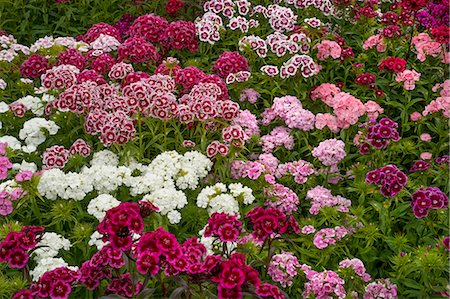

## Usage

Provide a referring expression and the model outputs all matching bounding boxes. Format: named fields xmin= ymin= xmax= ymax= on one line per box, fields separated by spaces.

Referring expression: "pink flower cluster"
xmin=339 ymin=258 xmax=372 ymax=282
xmin=268 ymin=251 xmax=301 ymax=287
xmin=275 ymin=160 xmax=316 ymax=184
xmin=246 ymin=206 xmax=300 ymax=242
xmin=57 ymin=48 xmax=85 ymax=69
xmin=204 ymin=212 xmax=243 ymax=242
xmin=264 ymin=183 xmax=300 ymax=214
xmin=162 ymin=20 xmax=198 ymax=52
xmin=395 ymin=70 xmax=421 ymax=90
xmin=302 ymin=268 xmax=346 ymax=298
xmin=312 ymin=138 xmax=346 ymax=166
xmin=412 ymin=33 xmax=445 ymax=62
xmin=128 ymin=14 xmax=168 ymax=43
xmin=366 ymin=165 xmax=408 ymax=198
xmin=279 ymin=54 xmax=319 ymax=78
xmin=364 ymin=279 xmax=398 ymax=299
xmin=410 ymin=186 xmax=448 ymax=218
xmin=314 ymin=40 xmax=342 ymax=60
xmin=260 ymin=126 xmax=294 ymax=153
xmin=117 ymin=37 xmax=158 ymax=63
xmin=306 ymin=186 xmax=352 ymax=215
xmin=312 ymin=84 xmax=369 ymax=132
xmin=0 ymin=143 xmax=12 ymax=179
xmin=231 ymin=110 xmax=260 ymax=140
xmin=313 ymin=226 xmax=349 ymax=249
xmin=261 ymin=95 xmax=315 ymax=131
xmin=362 ymin=35 xmax=387 ymax=52
xmin=239 ymin=88 xmax=260 ymax=104
xmin=422 ymin=79 xmax=450 ymax=118
xmin=0 ymin=226 xmax=43 ymax=269
xmin=83 ymin=22 xmax=122 ymax=43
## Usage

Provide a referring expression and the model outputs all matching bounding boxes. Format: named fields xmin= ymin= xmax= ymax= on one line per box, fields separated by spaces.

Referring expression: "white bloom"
xmin=87 ymin=194 xmax=121 ymax=221
xmin=33 ymin=232 xmax=71 ymax=260
xmin=0 ymin=136 xmax=21 ymax=150
xmin=19 ymin=118 xmax=59 ymax=153
xmin=30 ymin=257 xmax=78 ymax=281
xmin=167 ymin=210 xmax=181 ymax=224
xmin=0 ymin=101 xmax=9 ymax=113
xmin=0 ymin=79 xmax=6 ymax=90
xmin=13 ymin=160 xmax=37 ymax=172
xmin=89 ymin=231 xmax=107 ymax=250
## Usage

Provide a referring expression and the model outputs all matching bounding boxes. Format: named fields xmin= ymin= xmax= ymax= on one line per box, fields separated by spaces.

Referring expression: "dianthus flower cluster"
xmin=20 ymin=54 xmax=50 ymax=78
xmin=212 ymin=51 xmax=249 ymax=79
xmin=306 ymin=186 xmax=351 ymax=215
xmin=285 ymin=0 xmax=337 ymax=16
xmin=212 ymin=253 xmax=261 ymax=299
xmin=416 ymin=1 xmax=449 ymax=30
xmin=362 ymin=35 xmax=387 ymax=52
xmin=311 ymin=85 xmax=368 ymax=131
xmin=314 ymin=40 xmax=342 ymax=60
xmin=356 ymin=118 xmax=400 ymax=154
xmin=312 ymin=138 xmax=346 ymax=166
xmin=260 ymin=126 xmax=294 ymax=153
xmin=41 ymin=64 xmax=79 ymax=90
xmin=264 ymin=5 xmax=297 ymax=32
xmin=266 ymin=32 xmax=310 ymax=57
xmin=313 ymin=226 xmax=349 ymax=249
xmin=275 ymin=160 xmax=316 ymax=184
xmin=195 ymin=12 xmax=223 ymax=45
xmin=245 ymin=206 xmax=300 ymax=242
xmin=422 ymin=79 xmax=450 ymax=118
xmin=0 ymin=226 xmax=43 ymax=269
xmin=239 ymin=35 xmax=268 ymax=58
xmin=410 ymin=186 xmax=448 ymax=218
xmin=117 ymin=37 xmax=158 ymax=63
xmin=97 ymin=202 xmax=147 ymax=251
xmin=364 ymin=279 xmax=398 ymax=299
xmin=366 ymin=165 xmax=408 ymax=198
xmin=42 ymin=145 xmax=70 ymax=169
xmin=69 ymin=138 xmax=91 ymax=157
xmin=395 ymin=70 xmax=421 ymax=90
xmin=268 ymin=251 xmax=301 ymax=287
xmin=355 ymin=72 xmax=376 ymax=86
xmin=261 ymin=95 xmax=315 ymax=131
xmin=378 ymin=57 xmax=407 ymax=73
xmin=197 ymin=183 xmax=255 ymax=216
xmin=339 ymin=258 xmax=371 ymax=282
xmin=83 ymin=22 xmax=121 ymax=43
xmin=302 ymin=268 xmax=346 ymax=298
xmin=163 ymin=20 xmax=198 ymax=52
xmin=409 ymin=160 xmax=432 ymax=173
xmin=411 ymin=33 xmax=445 ymax=62
xmin=204 ymin=212 xmax=243 ymax=242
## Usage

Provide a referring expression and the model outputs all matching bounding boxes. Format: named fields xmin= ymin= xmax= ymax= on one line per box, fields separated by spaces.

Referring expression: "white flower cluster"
xmin=0 ymin=136 xmax=21 ymax=150
xmin=33 ymin=232 xmax=71 ymax=260
xmin=19 ymin=118 xmax=60 ymax=153
xmin=15 ymin=95 xmax=46 ymax=116
xmin=87 ymin=194 xmax=121 ymax=221
xmin=29 ymin=36 xmax=79 ymax=52
xmin=0 ymin=101 xmax=8 ymax=130
xmin=30 ymin=232 xmax=75 ymax=281
xmin=90 ymin=34 xmax=120 ymax=52
xmin=38 ymin=150 xmax=212 ymax=223
xmin=0 ymin=34 xmax=29 ymax=62
xmin=30 ymin=258 xmax=78 ymax=281
xmin=196 ymin=183 xmax=255 ymax=216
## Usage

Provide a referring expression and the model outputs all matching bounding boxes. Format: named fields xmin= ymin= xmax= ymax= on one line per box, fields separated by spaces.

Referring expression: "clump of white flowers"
xmin=19 ymin=118 xmax=60 ymax=153
xmin=30 ymin=232 xmax=76 ymax=281
xmin=87 ymin=194 xmax=121 ymax=221
xmin=38 ymin=150 xmax=213 ymax=224
xmin=197 ymin=183 xmax=255 ymax=216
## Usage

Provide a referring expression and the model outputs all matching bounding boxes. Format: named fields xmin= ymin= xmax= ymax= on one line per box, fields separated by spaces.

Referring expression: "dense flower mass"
xmin=0 ymin=1 xmax=448 ymax=298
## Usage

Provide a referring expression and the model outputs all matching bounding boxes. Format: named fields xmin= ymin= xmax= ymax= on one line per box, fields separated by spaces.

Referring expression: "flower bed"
xmin=0 ymin=0 xmax=448 ymax=298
